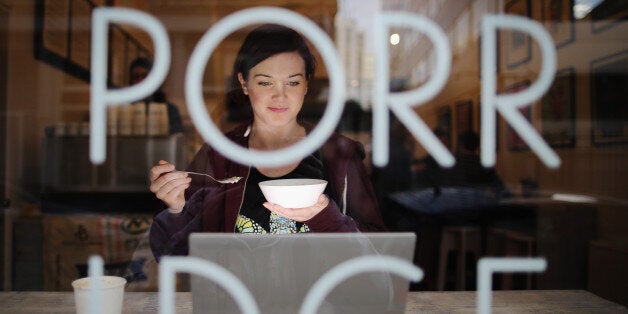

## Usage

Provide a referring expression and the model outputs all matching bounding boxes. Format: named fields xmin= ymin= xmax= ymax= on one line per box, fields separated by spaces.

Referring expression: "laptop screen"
xmin=188 ymin=232 xmax=416 ymax=314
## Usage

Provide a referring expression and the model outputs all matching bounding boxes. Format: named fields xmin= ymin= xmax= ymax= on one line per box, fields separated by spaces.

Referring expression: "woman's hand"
xmin=149 ymin=160 xmax=191 ymax=213
xmin=263 ymin=194 xmax=330 ymax=222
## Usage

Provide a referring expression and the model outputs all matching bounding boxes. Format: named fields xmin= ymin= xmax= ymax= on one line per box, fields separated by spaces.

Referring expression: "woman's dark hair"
xmin=231 ymin=24 xmax=316 ymax=90
xmin=129 ymin=57 xmax=153 ymax=84
xmin=130 ymin=56 xmax=152 ymax=70
xmin=226 ymin=24 xmax=316 ymax=122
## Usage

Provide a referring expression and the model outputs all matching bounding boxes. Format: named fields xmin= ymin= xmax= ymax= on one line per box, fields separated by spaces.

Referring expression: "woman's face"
xmin=238 ymin=52 xmax=308 ymax=129
xmin=131 ymin=65 xmax=149 ymax=84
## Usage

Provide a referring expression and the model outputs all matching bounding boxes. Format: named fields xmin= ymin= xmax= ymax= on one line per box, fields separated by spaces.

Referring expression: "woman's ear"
xmin=237 ymin=73 xmax=248 ymax=95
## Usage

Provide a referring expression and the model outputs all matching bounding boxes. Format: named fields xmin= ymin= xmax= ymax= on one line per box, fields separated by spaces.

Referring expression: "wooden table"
xmin=388 ymin=191 xmax=600 ymax=291
xmin=0 ymin=290 xmax=625 ymax=313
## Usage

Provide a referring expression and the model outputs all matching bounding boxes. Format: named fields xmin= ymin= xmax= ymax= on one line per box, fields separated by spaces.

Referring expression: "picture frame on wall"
xmin=505 ymin=80 xmax=532 ymax=151
xmin=436 ymin=106 xmax=453 ymax=150
xmin=455 ymin=100 xmax=473 ymax=149
xmin=68 ymin=0 xmax=92 ymax=70
xmin=590 ymin=50 xmax=628 ymax=146
xmin=503 ymin=0 xmax=532 ymax=69
xmin=541 ymin=67 xmax=576 ymax=148
xmin=34 ymin=0 xmax=151 ymax=85
xmin=590 ymin=0 xmax=628 ymax=33
xmin=542 ymin=0 xmax=575 ymax=49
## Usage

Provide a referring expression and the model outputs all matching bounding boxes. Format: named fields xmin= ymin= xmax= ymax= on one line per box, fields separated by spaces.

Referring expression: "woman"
xmin=148 ymin=24 xmax=386 ymax=262
xmin=129 ymin=57 xmax=184 ymax=134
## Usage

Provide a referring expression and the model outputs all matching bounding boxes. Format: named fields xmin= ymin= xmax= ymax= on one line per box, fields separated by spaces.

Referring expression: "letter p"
xmin=90 ymin=8 xmax=170 ymax=164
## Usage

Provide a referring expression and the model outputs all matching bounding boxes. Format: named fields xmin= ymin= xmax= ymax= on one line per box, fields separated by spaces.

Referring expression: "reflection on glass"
xmin=1 ymin=0 xmax=627 ymax=311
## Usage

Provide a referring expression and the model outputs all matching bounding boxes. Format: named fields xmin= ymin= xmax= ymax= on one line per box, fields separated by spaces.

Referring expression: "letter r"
xmin=481 ymin=15 xmax=560 ymax=168
xmin=373 ymin=12 xmax=454 ymax=168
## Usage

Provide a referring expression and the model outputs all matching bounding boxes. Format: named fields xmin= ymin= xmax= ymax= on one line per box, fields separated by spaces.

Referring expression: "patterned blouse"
xmin=235 ymin=152 xmax=328 ymax=234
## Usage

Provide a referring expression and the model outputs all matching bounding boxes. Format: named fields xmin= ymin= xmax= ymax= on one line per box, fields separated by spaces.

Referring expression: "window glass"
xmin=1 ymin=0 xmax=626 ymax=308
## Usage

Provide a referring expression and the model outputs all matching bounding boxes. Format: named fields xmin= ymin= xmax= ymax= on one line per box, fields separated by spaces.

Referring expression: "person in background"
xmin=147 ymin=24 xmax=386 ymax=262
xmin=411 ymin=128 xmax=448 ymax=189
xmin=371 ymin=116 xmax=416 ymax=228
xmin=129 ymin=57 xmax=184 ymax=134
xmin=418 ymin=130 xmax=509 ymax=197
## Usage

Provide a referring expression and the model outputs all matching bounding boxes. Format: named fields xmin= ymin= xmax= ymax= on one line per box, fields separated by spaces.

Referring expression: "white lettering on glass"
xmin=159 ymin=256 xmax=260 ymax=314
xmin=477 ymin=257 xmax=547 ymax=314
xmin=300 ymin=255 xmax=423 ymax=314
xmin=481 ymin=15 xmax=559 ymax=168
xmin=88 ymin=254 xmax=546 ymax=313
xmin=373 ymin=12 xmax=454 ymax=168
xmin=87 ymin=255 xmax=104 ymax=314
xmin=90 ymin=8 xmax=171 ymax=164
xmin=90 ymin=9 xmax=561 ymax=168
xmin=185 ymin=7 xmax=345 ymax=167
xmin=158 ymin=255 xmax=420 ymax=314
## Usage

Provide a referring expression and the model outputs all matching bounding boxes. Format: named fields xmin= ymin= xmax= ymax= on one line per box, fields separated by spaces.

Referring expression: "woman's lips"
xmin=268 ymin=107 xmax=288 ymax=113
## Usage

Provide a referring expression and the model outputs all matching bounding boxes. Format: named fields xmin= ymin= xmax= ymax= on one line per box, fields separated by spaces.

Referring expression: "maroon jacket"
xmin=149 ymin=123 xmax=386 ymax=261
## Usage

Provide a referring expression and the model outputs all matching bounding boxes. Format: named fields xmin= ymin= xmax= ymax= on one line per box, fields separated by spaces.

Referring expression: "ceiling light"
xmin=390 ymin=33 xmax=400 ymax=45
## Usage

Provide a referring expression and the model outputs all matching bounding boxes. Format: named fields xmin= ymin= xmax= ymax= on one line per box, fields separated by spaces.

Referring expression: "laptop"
xmin=189 ymin=232 xmax=417 ymax=314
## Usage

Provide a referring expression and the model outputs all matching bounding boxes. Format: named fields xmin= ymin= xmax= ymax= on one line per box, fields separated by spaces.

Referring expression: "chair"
xmin=487 ymin=227 xmax=536 ymax=289
xmin=437 ymin=225 xmax=482 ymax=291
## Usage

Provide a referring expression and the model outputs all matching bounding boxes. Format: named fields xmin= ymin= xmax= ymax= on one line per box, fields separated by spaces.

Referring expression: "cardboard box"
xmin=42 ymin=213 xmax=157 ymax=291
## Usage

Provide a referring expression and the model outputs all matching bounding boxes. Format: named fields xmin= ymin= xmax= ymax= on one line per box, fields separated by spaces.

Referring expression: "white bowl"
xmin=259 ymin=178 xmax=327 ymax=208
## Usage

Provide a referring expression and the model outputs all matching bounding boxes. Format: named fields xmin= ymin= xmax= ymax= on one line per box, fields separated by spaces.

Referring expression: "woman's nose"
xmin=273 ymin=84 xmax=286 ymax=97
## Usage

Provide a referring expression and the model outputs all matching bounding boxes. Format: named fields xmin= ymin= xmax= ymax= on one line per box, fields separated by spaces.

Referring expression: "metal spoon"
xmin=185 ymin=171 xmax=242 ymax=184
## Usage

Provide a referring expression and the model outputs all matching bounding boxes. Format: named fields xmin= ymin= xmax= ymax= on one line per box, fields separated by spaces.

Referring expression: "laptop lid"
xmin=189 ymin=232 xmax=416 ymax=314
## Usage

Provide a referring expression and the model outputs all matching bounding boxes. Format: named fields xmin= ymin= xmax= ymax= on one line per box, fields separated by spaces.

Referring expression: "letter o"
xmin=185 ymin=7 xmax=346 ymax=167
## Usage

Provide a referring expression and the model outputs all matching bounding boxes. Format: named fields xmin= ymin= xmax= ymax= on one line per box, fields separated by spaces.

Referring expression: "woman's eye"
xmin=257 ymin=81 xmax=271 ymax=87
xmin=287 ymin=81 xmax=301 ymax=87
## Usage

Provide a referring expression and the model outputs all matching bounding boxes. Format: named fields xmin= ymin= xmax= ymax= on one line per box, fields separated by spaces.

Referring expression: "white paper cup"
xmin=72 ymin=276 xmax=126 ymax=314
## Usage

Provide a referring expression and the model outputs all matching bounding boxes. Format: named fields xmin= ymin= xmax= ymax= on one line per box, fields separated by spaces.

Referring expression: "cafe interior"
xmin=0 ymin=0 xmax=627 ymax=312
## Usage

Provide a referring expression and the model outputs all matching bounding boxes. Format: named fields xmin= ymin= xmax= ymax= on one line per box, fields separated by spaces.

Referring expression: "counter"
xmin=0 ymin=290 xmax=625 ymax=313
xmin=42 ymin=135 xmax=188 ymax=193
